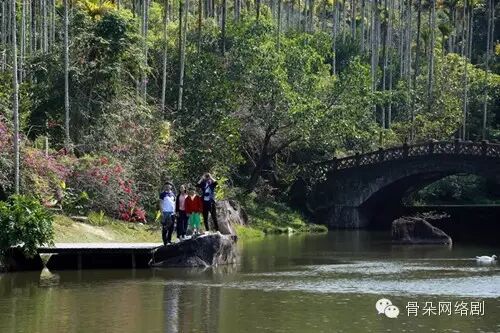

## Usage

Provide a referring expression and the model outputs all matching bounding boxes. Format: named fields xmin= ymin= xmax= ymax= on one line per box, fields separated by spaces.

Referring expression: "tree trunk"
xmin=234 ymin=0 xmax=240 ymax=21
xmin=198 ymin=0 xmax=202 ymax=52
xmin=177 ymin=0 xmax=188 ymax=111
xmin=142 ymin=0 xmax=149 ymax=99
xmin=42 ymin=0 xmax=47 ymax=52
xmin=381 ymin=0 xmax=388 ymax=129
xmin=332 ymin=0 xmax=338 ymax=75
xmin=461 ymin=0 xmax=468 ymax=140
xmin=360 ymin=0 xmax=365 ymax=52
xmin=370 ymin=0 xmax=378 ymax=115
xmin=64 ymin=0 xmax=71 ymax=152
xmin=414 ymin=0 xmax=421 ymax=80
xmin=399 ymin=0 xmax=404 ymax=79
xmin=351 ymin=0 xmax=355 ymax=39
xmin=20 ymin=0 xmax=26 ymax=82
xmin=277 ymin=0 xmax=281 ymax=50
xmin=247 ymin=129 xmax=272 ymax=190
xmin=309 ymin=0 xmax=314 ymax=32
xmin=221 ymin=0 xmax=227 ymax=54
xmin=161 ymin=0 xmax=169 ymax=118
xmin=427 ymin=0 xmax=435 ymax=112
xmin=387 ymin=0 xmax=393 ymax=128
xmin=51 ymin=0 xmax=55 ymax=49
xmin=1 ymin=0 xmax=6 ymax=72
xmin=482 ymin=0 xmax=494 ymax=139
xmin=406 ymin=0 xmax=413 ymax=141
xmin=12 ymin=0 xmax=20 ymax=193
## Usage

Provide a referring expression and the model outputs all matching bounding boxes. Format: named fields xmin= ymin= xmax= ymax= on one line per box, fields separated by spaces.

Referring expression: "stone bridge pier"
xmin=306 ymin=141 xmax=500 ymax=229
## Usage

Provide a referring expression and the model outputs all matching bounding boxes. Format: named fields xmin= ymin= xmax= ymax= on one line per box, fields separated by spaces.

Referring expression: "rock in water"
xmin=215 ymin=200 xmax=249 ymax=235
xmin=150 ymin=233 xmax=238 ymax=268
xmin=392 ymin=216 xmax=452 ymax=245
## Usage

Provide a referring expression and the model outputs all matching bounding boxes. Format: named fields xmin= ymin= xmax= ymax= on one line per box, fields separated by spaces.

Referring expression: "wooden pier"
xmin=39 ymin=243 xmax=163 ymax=270
xmin=5 ymin=243 xmax=163 ymax=271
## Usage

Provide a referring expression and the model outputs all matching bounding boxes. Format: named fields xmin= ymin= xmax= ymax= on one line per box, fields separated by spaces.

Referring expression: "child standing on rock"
xmin=185 ymin=187 xmax=203 ymax=236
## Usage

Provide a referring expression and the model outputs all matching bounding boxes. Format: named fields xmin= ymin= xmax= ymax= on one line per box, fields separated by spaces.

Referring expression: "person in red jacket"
xmin=184 ymin=187 xmax=203 ymax=236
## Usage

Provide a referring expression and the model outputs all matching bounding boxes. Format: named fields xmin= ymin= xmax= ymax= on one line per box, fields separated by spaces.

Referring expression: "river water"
xmin=1 ymin=231 xmax=499 ymax=333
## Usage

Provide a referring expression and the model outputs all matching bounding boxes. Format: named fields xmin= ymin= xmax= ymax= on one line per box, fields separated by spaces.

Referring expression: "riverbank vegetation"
xmin=0 ymin=0 xmax=499 ymax=237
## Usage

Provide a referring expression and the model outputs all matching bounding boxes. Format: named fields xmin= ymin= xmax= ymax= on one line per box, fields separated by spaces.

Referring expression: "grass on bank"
xmin=53 ymin=214 xmax=160 ymax=243
xmin=237 ymin=194 xmax=328 ymax=236
xmin=52 ymin=194 xmax=327 ymax=243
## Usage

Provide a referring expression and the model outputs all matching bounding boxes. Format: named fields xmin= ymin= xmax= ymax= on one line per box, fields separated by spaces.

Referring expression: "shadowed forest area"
xmin=0 ymin=0 xmax=499 ymax=229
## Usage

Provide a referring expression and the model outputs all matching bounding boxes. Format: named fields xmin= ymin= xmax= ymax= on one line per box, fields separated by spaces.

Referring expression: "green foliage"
xmin=233 ymin=224 xmax=265 ymax=241
xmin=61 ymin=184 xmax=90 ymax=216
xmin=238 ymin=192 xmax=327 ymax=234
xmin=88 ymin=211 xmax=110 ymax=226
xmin=0 ymin=195 xmax=54 ymax=258
xmin=408 ymin=175 xmax=500 ymax=205
xmin=3 ymin=0 xmax=499 ymax=231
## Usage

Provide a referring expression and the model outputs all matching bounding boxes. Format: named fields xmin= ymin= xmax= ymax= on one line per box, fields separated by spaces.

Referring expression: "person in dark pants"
xmin=196 ymin=173 xmax=219 ymax=232
xmin=175 ymin=184 xmax=188 ymax=240
xmin=159 ymin=183 xmax=176 ymax=245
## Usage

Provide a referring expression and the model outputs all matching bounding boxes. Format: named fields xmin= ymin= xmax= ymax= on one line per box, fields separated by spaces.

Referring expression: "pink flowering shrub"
xmin=69 ymin=155 xmax=146 ymax=222
xmin=0 ymin=116 xmax=13 ymax=196
xmin=22 ymin=148 xmax=74 ymax=206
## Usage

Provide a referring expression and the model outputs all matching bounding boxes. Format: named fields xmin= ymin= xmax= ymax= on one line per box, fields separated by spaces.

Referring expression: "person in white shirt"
xmin=159 ymin=183 xmax=176 ymax=245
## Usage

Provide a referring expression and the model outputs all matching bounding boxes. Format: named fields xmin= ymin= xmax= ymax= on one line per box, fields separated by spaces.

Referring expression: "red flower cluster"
xmin=119 ymin=200 xmax=146 ymax=223
xmin=74 ymin=156 xmax=146 ymax=223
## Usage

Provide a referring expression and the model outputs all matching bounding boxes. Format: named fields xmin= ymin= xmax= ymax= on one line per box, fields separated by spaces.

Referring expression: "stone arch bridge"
xmin=306 ymin=140 xmax=500 ymax=229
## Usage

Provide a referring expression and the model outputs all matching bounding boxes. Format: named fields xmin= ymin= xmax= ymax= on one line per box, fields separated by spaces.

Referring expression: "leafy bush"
xmin=0 ymin=195 xmax=54 ymax=258
xmin=237 ymin=191 xmax=327 ymax=234
xmin=22 ymin=147 xmax=73 ymax=206
xmin=68 ymin=155 xmax=146 ymax=222
xmin=0 ymin=116 xmax=13 ymax=196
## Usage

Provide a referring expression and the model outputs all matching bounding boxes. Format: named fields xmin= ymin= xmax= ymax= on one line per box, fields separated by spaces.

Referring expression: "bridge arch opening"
xmin=360 ymin=172 xmax=500 ymax=244
xmin=403 ymin=174 xmax=500 ymax=206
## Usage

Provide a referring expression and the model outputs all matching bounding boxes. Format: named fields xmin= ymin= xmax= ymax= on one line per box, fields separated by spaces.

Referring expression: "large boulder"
xmin=150 ymin=233 xmax=238 ymax=268
xmin=392 ymin=214 xmax=452 ymax=245
xmin=215 ymin=200 xmax=248 ymax=235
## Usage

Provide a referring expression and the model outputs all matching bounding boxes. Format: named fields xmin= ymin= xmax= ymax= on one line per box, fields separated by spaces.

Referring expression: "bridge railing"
xmin=312 ymin=140 xmax=500 ymax=178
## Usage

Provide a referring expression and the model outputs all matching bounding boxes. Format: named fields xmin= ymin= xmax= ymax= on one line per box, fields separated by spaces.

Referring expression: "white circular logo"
xmin=376 ymin=298 xmax=392 ymax=314
xmin=384 ymin=305 xmax=400 ymax=318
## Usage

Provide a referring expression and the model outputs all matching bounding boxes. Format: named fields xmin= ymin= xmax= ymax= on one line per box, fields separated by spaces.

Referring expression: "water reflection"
xmin=0 ymin=231 xmax=499 ymax=333
xmin=163 ymin=284 xmax=179 ymax=333
xmin=39 ymin=267 xmax=60 ymax=287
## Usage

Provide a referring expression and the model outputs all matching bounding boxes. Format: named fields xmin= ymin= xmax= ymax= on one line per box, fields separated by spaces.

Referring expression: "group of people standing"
xmin=159 ymin=173 xmax=219 ymax=245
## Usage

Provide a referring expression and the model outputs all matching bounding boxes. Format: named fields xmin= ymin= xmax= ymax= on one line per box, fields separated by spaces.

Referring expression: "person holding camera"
xmin=196 ymin=173 xmax=219 ymax=232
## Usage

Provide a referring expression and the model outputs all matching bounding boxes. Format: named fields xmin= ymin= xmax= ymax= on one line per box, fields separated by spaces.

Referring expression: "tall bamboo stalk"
xmin=12 ymin=0 xmax=20 ymax=193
